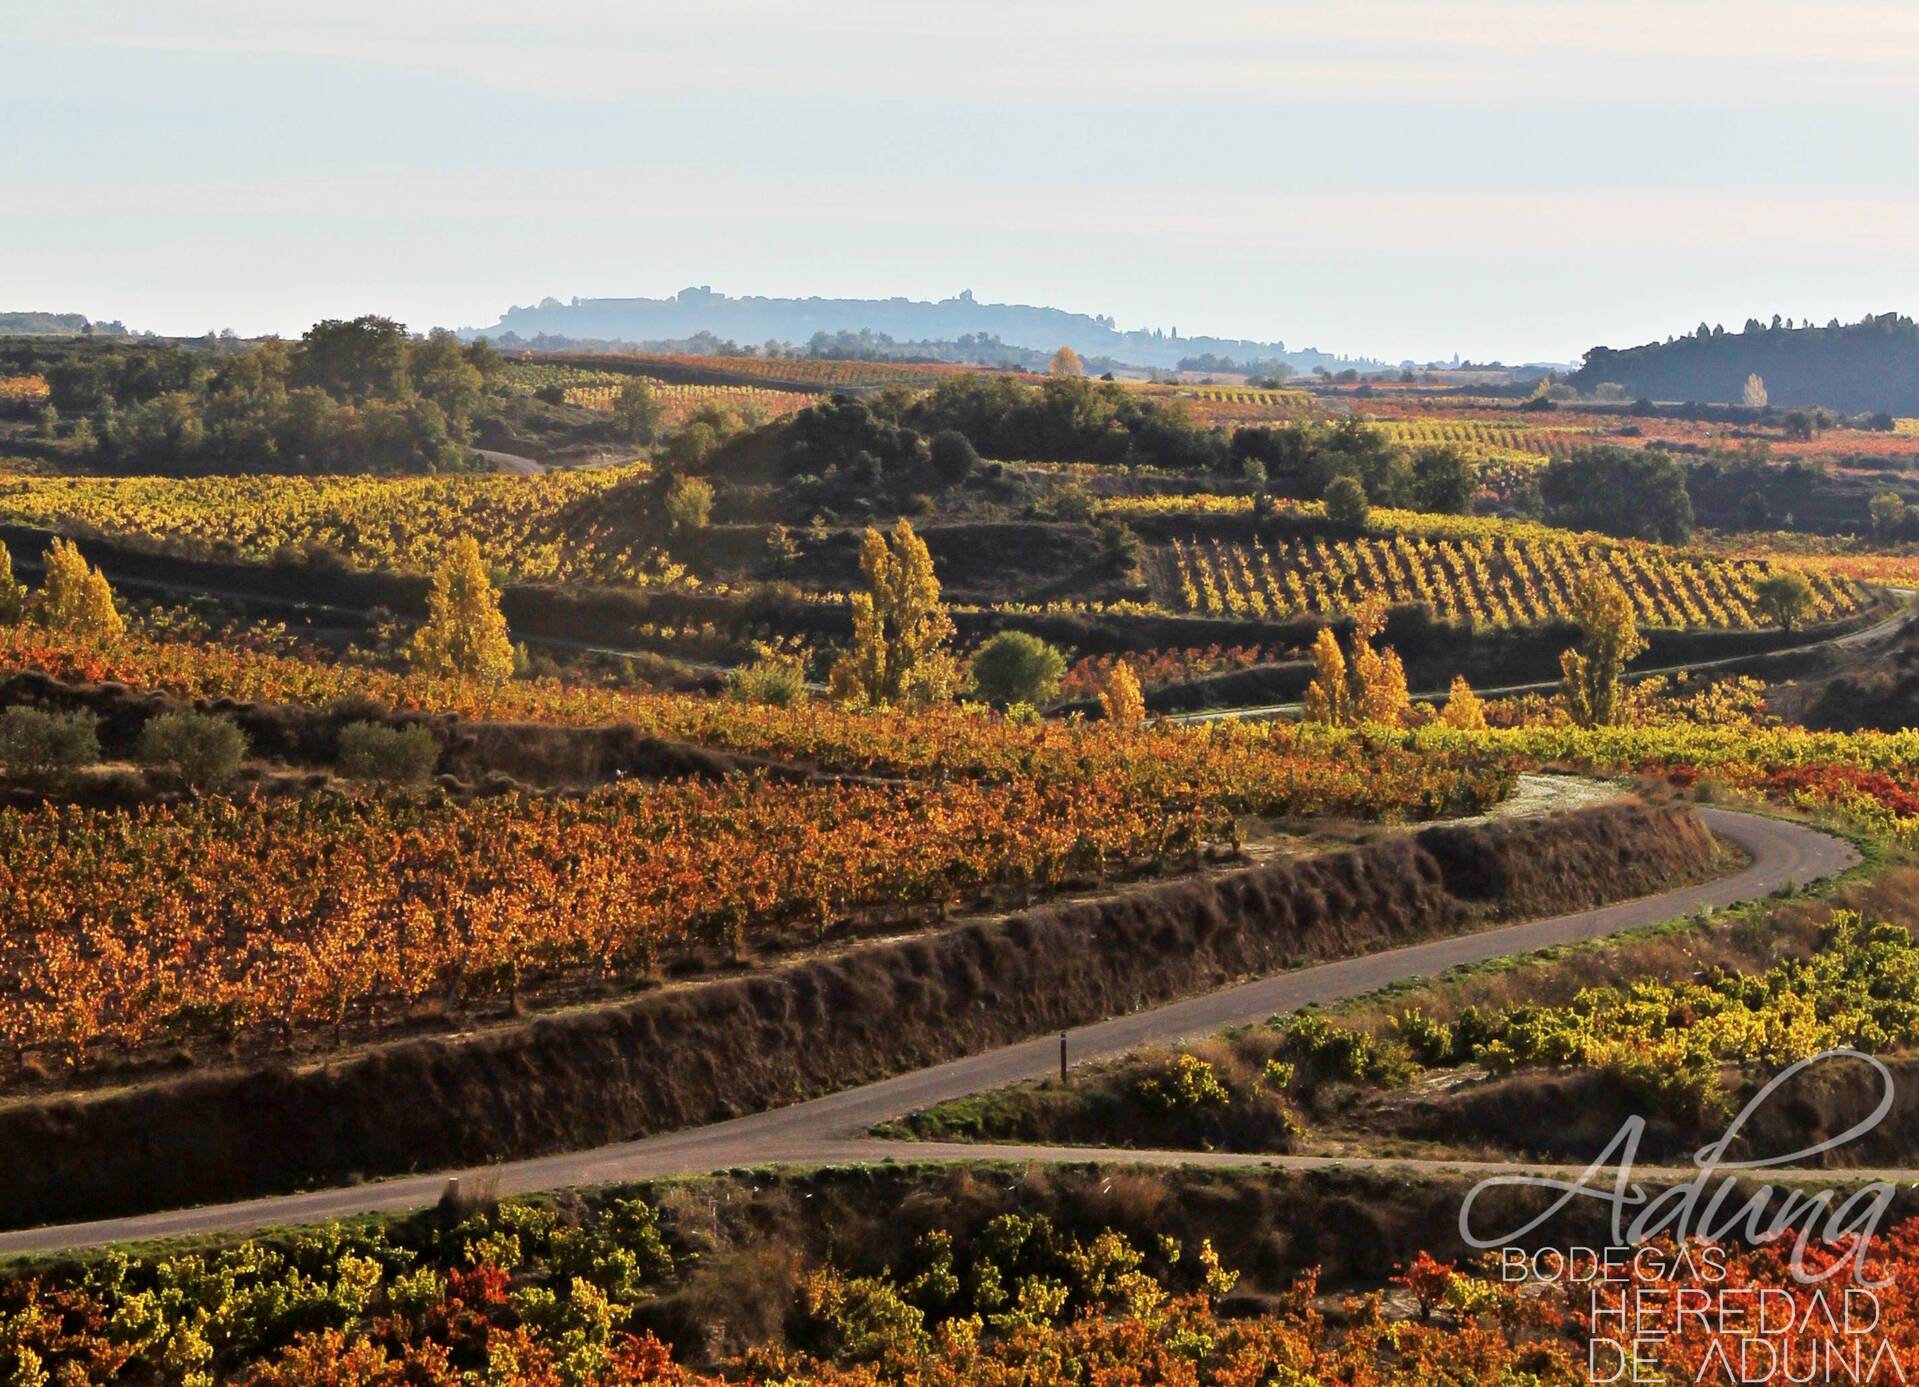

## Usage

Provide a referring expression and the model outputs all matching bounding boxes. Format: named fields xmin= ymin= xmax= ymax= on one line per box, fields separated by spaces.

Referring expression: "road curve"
xmin=0 ymin=806 xmax=1858 ymax=1257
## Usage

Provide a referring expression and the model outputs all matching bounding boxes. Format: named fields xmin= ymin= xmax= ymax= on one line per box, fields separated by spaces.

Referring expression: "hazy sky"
xmin=9 ymin=1 xmax=1919 ymax=362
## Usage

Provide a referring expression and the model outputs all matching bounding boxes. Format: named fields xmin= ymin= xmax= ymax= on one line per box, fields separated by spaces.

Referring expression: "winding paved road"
xmin=0 ymin=805 xmax=1857 ymax=1256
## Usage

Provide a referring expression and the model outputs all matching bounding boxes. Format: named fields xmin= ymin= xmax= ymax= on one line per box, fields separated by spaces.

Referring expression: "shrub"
xmin=137 ymin=711 xmax=248 ymax=792
xmin=337 ymin=720 xmax=440 ymax=787
xmin=969 ymin=631 xmax=1067 ymax=708
xmin=726 ymin=648 xmax=810 ymax=706
xmin=663 ymin=474 xmax=714 ymax=531
xmin=1135 ymin=1053 xmax=1231 ymax=1111
xmin=929 ymin=429 xmax=978 ymax=485
xmin=1323 ymin=475 xmax=1369 ymax=528
xmin=0 ymin=707 xmax=100 ymax=782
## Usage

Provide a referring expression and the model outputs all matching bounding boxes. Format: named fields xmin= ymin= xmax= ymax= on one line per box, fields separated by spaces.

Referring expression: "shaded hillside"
xmin=1571 ymin=312 xmax=1919 ymax=413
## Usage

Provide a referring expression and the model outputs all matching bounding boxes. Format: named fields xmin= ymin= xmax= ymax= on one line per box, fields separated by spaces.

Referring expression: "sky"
xmin=8 ymin=0 xmax=1919 ymax=363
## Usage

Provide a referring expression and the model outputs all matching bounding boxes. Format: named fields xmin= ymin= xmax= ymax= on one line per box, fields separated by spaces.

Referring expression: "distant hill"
xmin=0 ymin=311 xmax=130 ymax=336
xmin=460 ymin=286 xmax=1380 ymax=374
xmin=1570 ymin=313 xmax=1919 ymax=414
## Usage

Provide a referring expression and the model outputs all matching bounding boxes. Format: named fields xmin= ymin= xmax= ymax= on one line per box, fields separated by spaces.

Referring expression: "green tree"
xmin=663 ymin=475 xmax=714 ymax=532
xmin=0 ymin=542 xmax=23 ymax=625
xmin=293 ymin=316 xmax=411 ymax=399
xmin=662 ymin=421 xmax=719 ymax=467
xmin=611 ymin=377 xmax=664 ymax=443
xmin=336 ymin=721 xmax=440 ymax=787
xmin=1559 ymin=571 xmax=1647 ymax=727
xmin=1753 ymin=570 xmax=1815 ymax=632
xmin=137 ymin=711 xmax=248 ymax=793
xmin=1870 ymin=490 xmax=1908 ymax=538
xmin=1410 ymin=445 xmax=1475 ymax=514
xmin=31 ymin=538 xmax=124 ymax=642
xmin=969 ymin=631 xmax=1067 ymax=708
xmin=828 ymin=519 xmax=958 ymax=707
xmin=1540 ymin=446 xmax=1694 ymax=543
xmin=1323 ymin=475 xmax=1369 ymax=529
xmin=409 ymin=536 xmax=516 ymax=684
xmin=929 ymin=429 xmax=978 ymax=485
xmin=0 ymin=707 xmax=100 ymax=783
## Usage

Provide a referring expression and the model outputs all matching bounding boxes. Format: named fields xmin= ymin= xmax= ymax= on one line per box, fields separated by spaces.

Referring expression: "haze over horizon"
xmin=12 ymin=1 xmax=1919 ymax=362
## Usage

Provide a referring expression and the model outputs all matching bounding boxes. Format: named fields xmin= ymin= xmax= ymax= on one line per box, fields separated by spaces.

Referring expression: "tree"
xmin=1301 ymin=626 xmax=1351 ymax=726
xmin=1323 ymin=475 xmax=1369 ymax=529
xmin=1742 ymin=373 xmax=1769 ymax=408
xmin=663 ymin=475 xmax=714 ymax=532
xmin=1438 ymin=675 xmax=1486 ymax=729
xmin=828 ymin=519 xmax=959 ymax=707
xmin=1098 ymin=662 xmax=1146 ymax=726
xmin=611 ymin=377 xmax=664 ymax=443
xmin=1352 ymin=641 xmax=1412 ymax=725
xmin=929 ymin=429 xmax=978 ymax=485
xmin=293 ymin=316 xmax=411 ymax=399
xmin=1871 ymin=491 xmax=1908 ymax=538
xmin=1540 ymin=447 xmax=1694 ymax=543
xmin=137 ymin=711 xmax=247 ymax=793
xmin=409 ymin=536 xmax=516 ymax=684
xmin=1049 ymin=346 xmax=1084 ymax=379
xmin=969 ymin=631 xmax=1066 ymax=708
xmin=0 ymin=542 xmax=22 ymax=625
xmin=0 ymin=707 xmax=99 ymax=783
xmin=1410 ymin=445 xmax=1476 ymax=514
xmin=1753 ymin=570 xmax=1815 ymax=632
xmin=336 ymin=721 xmax=440 ymax=788
xmin=1559 ymin=571 xmax=1647 ymax=727
xmin=31 ymin=539 xmax=123 ymax=642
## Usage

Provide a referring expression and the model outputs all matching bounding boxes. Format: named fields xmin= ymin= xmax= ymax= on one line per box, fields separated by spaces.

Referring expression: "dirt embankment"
xmin=0 ymin=800 xmax=1719 ymax=1229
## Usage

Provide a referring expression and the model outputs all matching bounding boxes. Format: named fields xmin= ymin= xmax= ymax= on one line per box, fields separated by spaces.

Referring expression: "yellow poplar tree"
xmin=1098 ymin=662 xmax=1146 ymax=727
xmin=1301 ymin=626 xmax=1350 ymax=726
xmin=31 ymin=538 xmax=123 ymax=643
xmin=1355 ymin=644 xmax=1412 ymax=726
xmin=1560 ymin=570 xmax=1647 ymax=727
xmin=828 ymin=518 xmax=958 ymax=707
xmin=0 ymin=541 xmax=22 ymax=625
xmin=1049 ymin=346 xmax=1085 ymax=378
xmin=1439 ymin=675 xmax=1486 ymax=729
xmin=409 ymin=536 xmax=516 ymax=684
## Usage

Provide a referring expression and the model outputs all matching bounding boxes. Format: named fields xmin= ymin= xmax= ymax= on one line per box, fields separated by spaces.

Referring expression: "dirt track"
xmin=0 ymin=805 xmax=1857 ymax=1256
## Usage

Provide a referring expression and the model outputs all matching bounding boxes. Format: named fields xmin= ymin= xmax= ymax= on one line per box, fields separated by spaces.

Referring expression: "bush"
xmin=137 ymin=711 xmax=248 ymax=792
xmin=1323 ymin=475 xmax=1369 ymax=528
xmin=969 ymin=631 xmax=1067 ymax=708
xmin=0 ymin=707 xmax=100 ymax=782
xmin=929 ymin=429 xmax=978 ymax=485
xmin=726 ymin=645 xmax=810 ymax=706
xmin=336 ymin=720 xmax=440 ymax=787
xmin=663 ymin=474 xmax=714 ymax=531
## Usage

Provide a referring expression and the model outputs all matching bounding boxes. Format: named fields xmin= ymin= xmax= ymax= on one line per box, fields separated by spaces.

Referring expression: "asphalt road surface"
xmin=0 ymin=805 xmax=1859 ymax=1256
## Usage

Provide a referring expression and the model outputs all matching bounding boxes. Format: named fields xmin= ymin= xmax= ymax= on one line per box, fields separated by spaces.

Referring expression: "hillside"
xmin=1571 ymin=311 xmax=1919 ymax=413
xmin=462 ymin=285 xmax=1381 ymax=373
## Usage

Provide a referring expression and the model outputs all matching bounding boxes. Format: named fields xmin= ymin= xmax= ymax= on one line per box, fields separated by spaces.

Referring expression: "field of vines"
xmin=1374 ymin=417 xmax=1584 ymax=463
xmin=1157 ymin=531 xmax=1867 ymax=629
xmin=537 ymin=352 xmax=1037 ymax=391
xmin=1125 ymin=382 xmax=1316 ymax=424
xmin=501 ymin=363 xmax=821 ymax=424
xmin=3 ymin=1188 xmax=1918 ymax=1385
xmin=0 ymin=466 xmax=699 ymax=587
xmin=0 ymin=375 xmax=50 ymax=403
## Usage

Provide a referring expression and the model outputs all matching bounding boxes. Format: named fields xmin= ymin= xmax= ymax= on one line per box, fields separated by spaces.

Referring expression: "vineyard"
xmin=1124 ymin=382 xmax=1316 ymax=424
xmin=1157 ymin=530 xmax=1866 ymax=629
xmin=0 ymin=375 xmax=50 ymax=403
xmin=522 ymin=351 xmax=1038 ymax=391
xmin=501 ymin=363 xmax=821 ymax=425
xmin=0 ymin=466 xmax=698 ymax=587
xmin=2 ymin=1184 xmax=1917 ymax=1385
xmin=1374 ymin=417 xmax=1584 ymax=463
